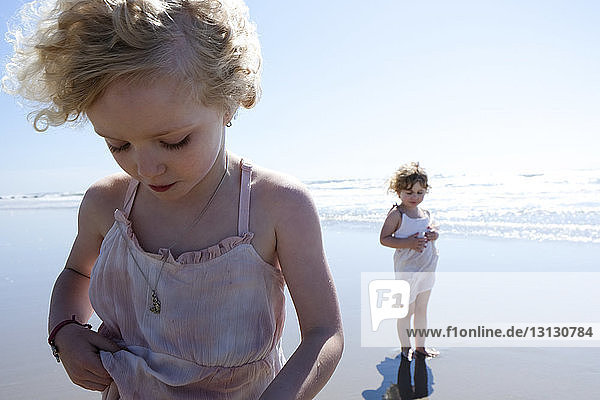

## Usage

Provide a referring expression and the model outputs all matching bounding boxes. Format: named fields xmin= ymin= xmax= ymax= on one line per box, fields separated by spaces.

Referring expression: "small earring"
xmin=226 ymin=121 xmax=232 ymax=128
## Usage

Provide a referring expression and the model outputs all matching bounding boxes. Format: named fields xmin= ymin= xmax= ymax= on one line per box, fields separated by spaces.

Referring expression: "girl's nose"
xmin=136 ymin=151 xmax=166 ymax=179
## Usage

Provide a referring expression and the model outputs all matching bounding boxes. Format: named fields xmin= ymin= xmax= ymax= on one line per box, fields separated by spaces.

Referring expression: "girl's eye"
xmin=162 ymin=135 xmax=190 ymax=150
xmin=107 ymin=142 xmax=130 ymax=153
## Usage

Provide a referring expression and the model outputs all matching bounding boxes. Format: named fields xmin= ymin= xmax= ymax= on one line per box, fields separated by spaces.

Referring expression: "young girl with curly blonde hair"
xmin=380 ymin=162 xmax=439 ymax=360
xmin=3 ymin=1 xmax=343 ymax=398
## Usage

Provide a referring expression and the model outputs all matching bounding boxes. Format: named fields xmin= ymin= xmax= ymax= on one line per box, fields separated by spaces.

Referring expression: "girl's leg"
xmin=413 ymin=290 xmax=439 ymax=357
xmin=397 ymin=301 xmax=415 ymax=358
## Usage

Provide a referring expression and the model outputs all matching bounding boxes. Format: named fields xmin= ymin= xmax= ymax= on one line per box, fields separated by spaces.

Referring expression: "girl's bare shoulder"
xmin=250 ymin=164 xmax=316 ymax=221
xmin=389 ymin=204 xmax=402 ymax=214
xmin=379 ymin=205 xmax=402 ymax=240
xmin=386 ymin=205 xmax=402 ymax=220
xmin=80 ymin=172 xmax=132 ymax=236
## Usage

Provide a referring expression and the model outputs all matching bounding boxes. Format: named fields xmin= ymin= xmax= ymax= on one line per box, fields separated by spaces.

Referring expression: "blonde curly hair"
xmin=388 ymin=162 xmax=429 ymax=196
xmin=2 ymin=0 xmax=262 ymax=131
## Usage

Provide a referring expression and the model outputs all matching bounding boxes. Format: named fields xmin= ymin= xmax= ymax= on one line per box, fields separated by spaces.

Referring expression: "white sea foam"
xmin=0 ymin=192 xmax=82 ymax=210
xmin=307 ymin=169 xmax=600 ymax=244
xmin=1 ymin=169 xmax=599 ymax=243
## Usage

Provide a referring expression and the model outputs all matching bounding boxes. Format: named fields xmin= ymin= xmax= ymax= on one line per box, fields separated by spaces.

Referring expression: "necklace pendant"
xmin=150 ymin=290 xmax=161 ymax=314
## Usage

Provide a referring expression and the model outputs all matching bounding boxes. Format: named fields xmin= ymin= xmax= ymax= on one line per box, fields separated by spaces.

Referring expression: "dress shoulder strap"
xmin=390 ymin=203 xmax=402 ymax=215
xmin=238 ymin=159 xmax=252 ymax=235
xmin=122 ymin=179 xmax=140 ymax=217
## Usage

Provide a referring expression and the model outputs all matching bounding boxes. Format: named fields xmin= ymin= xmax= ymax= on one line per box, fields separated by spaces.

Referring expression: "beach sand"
xmin=317 ymin=225 xmax=600 ymax=399
xmin=1 ymin=208 xmax=599 ymax=399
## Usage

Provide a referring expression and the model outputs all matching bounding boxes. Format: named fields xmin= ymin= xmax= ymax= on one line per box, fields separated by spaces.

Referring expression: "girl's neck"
xmin=184 ymin=146 xmax=229 ymax=205
xmin=398 ymin=203 xmax=421 ymax=217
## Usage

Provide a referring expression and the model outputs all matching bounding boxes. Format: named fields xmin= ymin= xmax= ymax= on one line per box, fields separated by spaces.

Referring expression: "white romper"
xmin=392 ymin=208 xmax=439 ymax=304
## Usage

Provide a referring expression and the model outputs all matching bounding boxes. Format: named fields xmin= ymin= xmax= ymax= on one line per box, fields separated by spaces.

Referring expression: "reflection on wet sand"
xmin=362 ymin=353 xmax=434 ymax=399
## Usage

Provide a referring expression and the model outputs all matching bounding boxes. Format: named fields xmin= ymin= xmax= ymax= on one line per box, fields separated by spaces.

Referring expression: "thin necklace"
xmin=125 ymin=153 xmax=229 ymax=314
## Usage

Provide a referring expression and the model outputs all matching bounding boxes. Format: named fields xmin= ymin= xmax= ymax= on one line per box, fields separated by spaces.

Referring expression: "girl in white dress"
xmin=380 ymin=162 xmax=439 ymax=360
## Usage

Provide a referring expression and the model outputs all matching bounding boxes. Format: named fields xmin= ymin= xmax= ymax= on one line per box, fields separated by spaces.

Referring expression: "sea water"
xmin=1 ymin=168 xmax=599 ymax=243
xmin=308 ymin=168 xmax=600 ymax=243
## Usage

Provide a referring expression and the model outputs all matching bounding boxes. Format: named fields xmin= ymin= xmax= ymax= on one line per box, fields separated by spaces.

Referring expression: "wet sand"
xmin=1 ymin=209 xmax=599 ymax=399
xmin=317 ymin=225 xmax=600 ymax=399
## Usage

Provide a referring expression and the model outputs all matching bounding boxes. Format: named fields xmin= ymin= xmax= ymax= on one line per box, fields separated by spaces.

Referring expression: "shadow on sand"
xmin=362 ymin=353 xmax=434 ymax=399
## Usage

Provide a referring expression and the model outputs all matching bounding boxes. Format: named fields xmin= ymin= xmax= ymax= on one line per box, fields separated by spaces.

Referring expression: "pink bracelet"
xmin=48 ymin=315 xmax=92 ymax=363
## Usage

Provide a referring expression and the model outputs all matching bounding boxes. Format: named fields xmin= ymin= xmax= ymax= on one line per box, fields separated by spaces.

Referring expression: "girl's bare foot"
xmin=414 ymin=347 xmax=439 ymax=359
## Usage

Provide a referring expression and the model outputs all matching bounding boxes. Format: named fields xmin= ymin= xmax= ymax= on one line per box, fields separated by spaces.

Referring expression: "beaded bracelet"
xmin=48 ymin=315 xmax=92 ymax=363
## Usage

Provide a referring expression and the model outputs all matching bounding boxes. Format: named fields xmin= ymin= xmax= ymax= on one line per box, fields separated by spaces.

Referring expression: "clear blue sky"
xmin=1 ymin=0 xmax=599 ymax=195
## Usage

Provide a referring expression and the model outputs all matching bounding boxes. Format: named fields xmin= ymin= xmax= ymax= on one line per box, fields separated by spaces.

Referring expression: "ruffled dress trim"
xmin=113 ymin=209 xmax=254 ymax=265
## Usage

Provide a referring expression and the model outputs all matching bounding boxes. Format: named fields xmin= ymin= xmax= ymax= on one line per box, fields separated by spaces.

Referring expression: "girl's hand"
xmin=53 ymin=323 xmax=123 ymax=392
xmin=425 ymin=228 xmax=439 ymax=241
xmin=407 ymin=233 xmax=428 ymax=252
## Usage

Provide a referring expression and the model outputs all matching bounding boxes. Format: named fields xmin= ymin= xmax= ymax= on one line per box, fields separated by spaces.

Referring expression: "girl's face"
xmin=399 ymin=181 xmax=427 ymax=209
xmin=86 ymin=77 xmax=227 ymax=202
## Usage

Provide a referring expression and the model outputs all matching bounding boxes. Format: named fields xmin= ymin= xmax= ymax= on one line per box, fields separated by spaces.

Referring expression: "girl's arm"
xmin=48 ymin=183 xmax=123 ymax=391
xmin=259 ymin=182 xmax=343 ymax=400
xmin=379 ymin=209 xmax=427 ymax=252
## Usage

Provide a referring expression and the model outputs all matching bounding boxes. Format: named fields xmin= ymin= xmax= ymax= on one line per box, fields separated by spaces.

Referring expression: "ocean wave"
xmin=2 ymin=169 xmax=599 ymax=243
xmin=0 ymin=192 xmax=84 ymax=200
xmin=0 ymin=192 xmax=82 ymax=210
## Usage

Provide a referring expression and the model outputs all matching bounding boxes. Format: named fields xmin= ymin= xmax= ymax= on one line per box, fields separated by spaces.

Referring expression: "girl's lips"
xmin=149 ymin=183 xmax=175 ymax=192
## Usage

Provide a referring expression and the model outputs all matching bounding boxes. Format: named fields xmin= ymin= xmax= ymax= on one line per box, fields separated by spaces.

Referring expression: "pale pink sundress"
xmin=89 ymin=161 xmax=286 ymax=400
